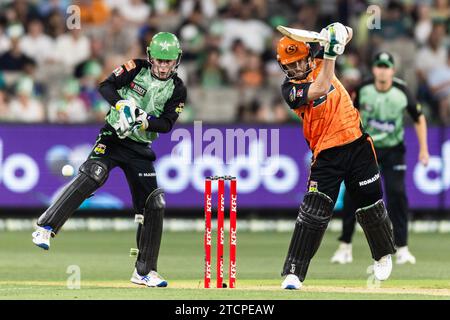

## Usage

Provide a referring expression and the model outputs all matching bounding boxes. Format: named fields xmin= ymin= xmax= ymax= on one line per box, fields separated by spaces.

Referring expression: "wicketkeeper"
xmin=32 ymin=32 xmax=187 ymax=288
xmin=277 ymin=23 xmax=396 ymax=290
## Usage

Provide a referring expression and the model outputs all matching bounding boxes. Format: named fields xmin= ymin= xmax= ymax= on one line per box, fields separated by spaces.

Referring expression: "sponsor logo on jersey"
xmin=367 ymin=118 xmax=395 ymax=133
xmin=94 ymin=144 xmax=106 ymax=155
xmin=138 ymin=172 xmax=156 ymax=177
xmin=130 ymin=82 xmax=147 ymax=96
xmin=359 ymin=173 xmax=380 ymax=186
xmin=113 ymin=66 xmax=124 ymax=77
xmin=124 ymin=59 xmax=136 ymax=71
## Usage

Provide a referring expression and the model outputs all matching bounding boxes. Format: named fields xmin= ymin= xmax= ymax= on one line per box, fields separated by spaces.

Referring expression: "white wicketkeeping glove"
xmin=115 ymin=99 xmax=137 ymax=139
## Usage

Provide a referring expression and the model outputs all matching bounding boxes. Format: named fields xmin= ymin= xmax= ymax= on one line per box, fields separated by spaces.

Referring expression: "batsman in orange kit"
xmin=277 ymin=23 xmax=396 ymax=290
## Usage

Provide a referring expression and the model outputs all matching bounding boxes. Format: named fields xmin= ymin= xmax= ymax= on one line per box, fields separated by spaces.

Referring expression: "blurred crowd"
xmin=0 ymin=0 xmax=449 ymax=125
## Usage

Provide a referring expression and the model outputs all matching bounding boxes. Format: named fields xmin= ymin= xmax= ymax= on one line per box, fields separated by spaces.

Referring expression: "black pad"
xmin=355 ymin=199 xmax=396 ymax=261
xmin=135 ymin=188 xmax=165 ymax=275
xmin=37 ymin=159 xmax=109 ymax=233
xmin=282 ymin=192 xmax=334 ymax=281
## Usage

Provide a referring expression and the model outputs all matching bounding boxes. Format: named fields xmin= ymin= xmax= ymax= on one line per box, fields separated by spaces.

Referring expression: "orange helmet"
xmin=277 ymin=36 xmax=315 ymax=79
xmin=277 ymin=36 xmax=310 ymax=65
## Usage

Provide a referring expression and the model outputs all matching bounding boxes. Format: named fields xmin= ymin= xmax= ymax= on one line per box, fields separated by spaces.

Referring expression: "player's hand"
xmin=115 ymin=99 xmax=137 ymax=139
xmin=419 ymin=149 xmax=429 ymax=166
xmin=131 ymin=108 xmax=150 ymax=132
xmin=320 ymin=23 xmax=348 ymax=60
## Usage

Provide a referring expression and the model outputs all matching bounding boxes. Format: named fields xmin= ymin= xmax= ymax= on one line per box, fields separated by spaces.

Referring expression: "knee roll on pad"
xmin=356 ymin=199 xmax=396 ymax=261
xmin=135 ymin=188 xmax=165 ymax=275
xmin=282 ymin=192 xmax=334 ymax=281
xmin=37 ymin=160 xmax=109 ymax=234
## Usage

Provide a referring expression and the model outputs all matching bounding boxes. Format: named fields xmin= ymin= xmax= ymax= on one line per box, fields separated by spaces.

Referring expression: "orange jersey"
xmin=281 ymin=59 xmax=363 ymax=159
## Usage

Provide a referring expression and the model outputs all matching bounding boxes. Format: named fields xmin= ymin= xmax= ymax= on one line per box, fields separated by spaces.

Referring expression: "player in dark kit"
xmin=32 ymin=32 xmax=187 ymax=288
xmin=331 ymin=52 xmax=429 ymax=265
xmin=277 ymin=23 xmax=396 ymax=290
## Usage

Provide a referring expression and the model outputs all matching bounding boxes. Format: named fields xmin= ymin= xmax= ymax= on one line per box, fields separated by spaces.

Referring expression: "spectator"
xmin=239 ymin=51 xmax=264 ymax=89
xmin=48 ymin=79 xmax=89 ymax=123
xmin=45 ymin=9 xmax=66 ymax=38
xmin=180 ymin=0 xmax=217 ymax=20
xmin=101 ymin=9 xmax=136 ymax=56
xmin=199 ymin=48 xmax=228 ymax=88
xmin=427 ymin=50 xmax=450 ymax=124
xmin=0 ymin=21 xmax=11 ymax=55
xmin=0 ymin=89 xmax=9 ymax=121
xmin=221 ymin=1 xmax=272 ymax=54
xmin=220 ymin=39 xmax=248 ymax=83
xmin=77 ymin=0 xmax=111 ymax=26
xmin=0 ymin=24 xmax=35 ymax=73
xmin=416 ymin=22 xmax=447 ymax=86
xmin=55 ymin=28 xmax=91 ymax=73
xmin=9 ymin=76 xmax=45 ymax=122
xmin=414 ymin=2 xmax=433 ymax=46
xmin=118 ymin=0 xmax=151 ymax=25
xmin=19 ymin=18 xmax=55 ymax=66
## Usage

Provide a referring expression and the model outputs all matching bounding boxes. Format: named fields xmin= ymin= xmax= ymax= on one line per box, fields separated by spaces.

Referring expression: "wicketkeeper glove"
xmin=320 ymin=22 xmax=348 ymax=60
xmin=131 ymin=108 xmax=150 ymax=132
xmin=114 ymin=99 xmax=137 ymax=139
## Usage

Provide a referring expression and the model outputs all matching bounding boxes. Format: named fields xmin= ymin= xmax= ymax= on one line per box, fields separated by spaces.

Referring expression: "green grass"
xmin=0 ymin=230 xmax=449 ymax=299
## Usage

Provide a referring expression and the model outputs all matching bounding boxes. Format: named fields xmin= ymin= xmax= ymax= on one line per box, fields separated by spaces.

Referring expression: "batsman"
xmin=277 ymin=23 xmax=396 ymax=290
xmin=32 ymin=32 xmax=187 ymax=288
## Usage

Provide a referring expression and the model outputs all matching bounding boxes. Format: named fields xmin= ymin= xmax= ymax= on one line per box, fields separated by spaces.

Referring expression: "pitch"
xmin=0 ymin=230 xmax=449 ymax=300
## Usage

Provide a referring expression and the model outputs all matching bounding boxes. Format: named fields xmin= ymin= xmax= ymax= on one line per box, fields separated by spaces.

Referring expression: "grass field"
xmin=0 ymin=229 xmax=449 ymax=300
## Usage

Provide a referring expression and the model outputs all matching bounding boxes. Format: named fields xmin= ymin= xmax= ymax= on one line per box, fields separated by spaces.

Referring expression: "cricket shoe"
xmin=130 ymin=269 xmax=168 ymax=287
xmin=396 ymin=246 xmax=416 ymax=265
xmin=373 ymin=254 xmax=392 ymax=281
xmin=331 ymin=242 xmax=353 ymax=264
xmin=32 ymin=226 xmax=53 ymax=250
xmin=281 ymin=274 xmax=302 ymax=290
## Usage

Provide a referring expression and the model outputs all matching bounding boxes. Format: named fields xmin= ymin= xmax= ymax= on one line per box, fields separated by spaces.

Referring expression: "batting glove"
xmin=320 ymin=22 xmax=348 ymax=60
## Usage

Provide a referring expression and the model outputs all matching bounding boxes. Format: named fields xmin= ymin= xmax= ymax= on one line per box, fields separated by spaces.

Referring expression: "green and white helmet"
xmin=147 ymin=32 xmax=182 ymax=79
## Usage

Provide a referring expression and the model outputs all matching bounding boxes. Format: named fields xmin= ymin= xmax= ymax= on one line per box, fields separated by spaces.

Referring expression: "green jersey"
xmin=99 ymin=59 xmax=187 ymax=144
xmin=355 ymin=78 xmax=421 ymax=148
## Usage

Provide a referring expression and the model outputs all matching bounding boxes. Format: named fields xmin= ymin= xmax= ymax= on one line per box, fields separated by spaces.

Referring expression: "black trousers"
xmin=88 ymin=126 xmax=158 ymax=214
xmin=308 ymin=133 xmax=383 ymax=210
xmin=339 ymin=144 xmax=409 ymax=247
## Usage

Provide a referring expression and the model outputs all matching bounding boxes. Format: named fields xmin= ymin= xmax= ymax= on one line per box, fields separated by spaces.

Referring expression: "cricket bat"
xmin=277 ymin=25 xmax=353 ymax=44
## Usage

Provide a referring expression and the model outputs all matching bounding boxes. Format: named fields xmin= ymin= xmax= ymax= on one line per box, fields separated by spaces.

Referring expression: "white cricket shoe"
xmin=373 ymin=254 xmax=392 ymax=281
xmin=331 ymin=242 xmax=353 ymax=264
xmin=32 ymin=226 xmax=53 ymax=250
xmin=281 ymin=274 xmax=302 ymax=290
xmin=396 ymin=246 xmax=416 ymax=265
xmin=130 ymin=269 xmax=168 ymax=287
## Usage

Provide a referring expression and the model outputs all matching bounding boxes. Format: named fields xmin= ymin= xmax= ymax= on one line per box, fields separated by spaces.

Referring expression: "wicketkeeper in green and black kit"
xmin=32 ymin=32 xmax=187 ymax=287
xmin=331 ymin=52 xmax=429 ymax=265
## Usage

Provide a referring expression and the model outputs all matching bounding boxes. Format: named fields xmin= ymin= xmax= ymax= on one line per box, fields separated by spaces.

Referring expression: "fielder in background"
xmin=32 ymin=32 xmax=187 ymax=288
xmin=331 ymin=52 xmax=429 ymax=265
xmin=278 ymin=23 xmax=396 ymax=290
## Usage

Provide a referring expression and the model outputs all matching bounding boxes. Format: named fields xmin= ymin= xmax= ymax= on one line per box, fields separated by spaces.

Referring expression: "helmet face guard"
xmin=278 ymin=56 xmax=316 ymax=80
xmin=147 ymin=32 xmax=182 ymax=80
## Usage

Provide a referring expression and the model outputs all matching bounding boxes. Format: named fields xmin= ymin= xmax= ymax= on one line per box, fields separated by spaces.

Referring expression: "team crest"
xmin=124 ymin=59 xmax=136 ymax=71
xmin=289 ymin=86 xmax=297 ymax=102
xmin=308 ymin=180 xmax=318 ymax=192
xmin=94 ymin=144 xmax=106 ymax=155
